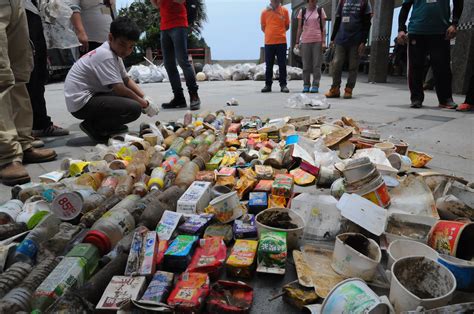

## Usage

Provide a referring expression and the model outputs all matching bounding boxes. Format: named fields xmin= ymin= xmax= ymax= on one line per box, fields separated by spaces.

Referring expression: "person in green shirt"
xmin=398 ymin=0 xmax=463 ymax=109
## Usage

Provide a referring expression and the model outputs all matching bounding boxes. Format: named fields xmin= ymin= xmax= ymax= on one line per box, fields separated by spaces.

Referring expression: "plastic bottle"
xmin=115 ymin=175 xmax=134 ymax=198
xmin=85 ymin=160 xmax=109 ymax=173
xmin=174 ymin=161 xmax=199 ymax=188
xmin=0 ymin=200 xmax=23 ymax=224
xmin=97 ymin=175 xmax=120 ymax=198
xmin=0 ymin=222 xmax=27 ymax=241
xmin=31 ymin=243 xmax=100 ymax=311
xmin=168 ymin=137 xmax=185 ymax=156
xmin=179 ymin=144 xmax=195 ymax=158
xmin=82 ymin=207 xmax=135 ymax=255
xmin=51 ymin=189 xmax=106 ymax=220
xmin=171 ymin=156 xmax=191 ymax=174
xmin=148 ymin=167 xmax=166 ymax=191
xmin=162 ymin=155 xmax=179 ymax=172
xmin=207 ymin=138 xmax=224 ymax=156
xmin=0 ymin=262 xmax=32 ymax=298
xmin=191 ymin=133 xmax=206 ymax=146
xmin=184 ymin=111 xmax=193 ymax=125
xmin=148 ymin=151 xmax=164 ymax=169
xmin=204 ymin=133 xmax=216 ymax=146
xmin=126 ymin=160 xmax=146 ymax=179
xmin=14 ymin=214 xmax=61 ymax=264
xmin=79 ymin=195 xmax=121 ymax=228
xmin=132 ymin=174 xmax=149 ymax=197
xmin=163 ymin=133 xmax=177 ymax=149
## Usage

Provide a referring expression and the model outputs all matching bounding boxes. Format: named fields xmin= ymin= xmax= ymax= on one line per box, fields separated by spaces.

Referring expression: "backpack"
xmin=186 ymin=0 xmax=198 ymax=26
xmin=301 ymin=6 xmax=323 ymax=33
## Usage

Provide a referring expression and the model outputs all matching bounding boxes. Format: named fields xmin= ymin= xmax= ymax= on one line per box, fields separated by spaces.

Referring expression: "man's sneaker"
xmin=261 ymin=85 xmax=272 ymax=93
xmin=439 ymin=100 xmax=457 ymax=110
xmin=162 ymin=94 xmax=187 ymax=109
xmin=310 ymin=87 xmax=319 ymax=93
xmin=32 ymin=125 xmax=69 ymax=137
xmin=0 ymin=162 xmax=30 ymax=186
xmin=456 ymin=103 xmax=473 ymax=112
xmin=80 ymin=121 xmax=109 ymax=143
xmin=343 ymin=87 xmax=353 ymax=99
xmin=280 ymin=85 xmax=290 ymax=93
xmin=31 ymin=137 xmax=44 ymax=148
xmin=189 ymin=92 xmax=201 ymax=111
xmin=23 ymin=147 xmax=57 ymax=164
xmin=325 ymin=87 xmax=340 ymax=98
xmin=302 ymin=87 xmax=310 ymax=93
xmin=410 ymin=100 xmax=423 ymax=108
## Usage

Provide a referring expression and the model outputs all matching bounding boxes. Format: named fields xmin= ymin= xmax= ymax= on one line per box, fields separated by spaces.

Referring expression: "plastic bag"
xmin=313 ymin=138 xmax=341 ymax=167
xmin=287 ymin=66 xmax=303 ymax=80
xmin=128 ymin=65 xmax=164 ymax=84
xmin=203 ymin=64 xmax=226 ymax=81
xmin=286 ymin=94 xmax=331 ymax=110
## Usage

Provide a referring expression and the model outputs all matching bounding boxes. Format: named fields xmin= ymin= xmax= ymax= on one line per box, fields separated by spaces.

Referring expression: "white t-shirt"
xmin=67 ymin=0 xmax=114 ymax=43
xmin=64 ymin=42 xmax=128 ymax=113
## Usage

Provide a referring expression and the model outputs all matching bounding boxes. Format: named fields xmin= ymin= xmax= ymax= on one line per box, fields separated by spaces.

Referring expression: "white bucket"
xmin=321 ymin=278 xmax=390 ymax=314
xmin=331 ymin=233 xmax=381 ymax=281
xmin=389 ymin=256 xmax=456 ymax=313
xmin=387 ymin=239 xmax=439 ymax=268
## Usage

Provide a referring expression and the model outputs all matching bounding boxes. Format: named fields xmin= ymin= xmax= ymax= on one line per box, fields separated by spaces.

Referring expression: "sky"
xmin=117 ymin=0 xmax=401 ymax=60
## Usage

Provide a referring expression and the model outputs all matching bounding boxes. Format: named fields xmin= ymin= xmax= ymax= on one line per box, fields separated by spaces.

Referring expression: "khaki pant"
xmin=301 ymin=42 xmax=323 ymax=88
xmin=0 ymin=0 xmax=34 ymax=166
xmin=331 ymin=44 xmax=360 ymax=89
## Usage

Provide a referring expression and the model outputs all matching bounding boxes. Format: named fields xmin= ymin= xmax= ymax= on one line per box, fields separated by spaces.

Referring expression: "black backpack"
xmin=186 ymin=0 xmax=198 ymax=26
xmin=301 ymin=6 xmax=323 ymax=32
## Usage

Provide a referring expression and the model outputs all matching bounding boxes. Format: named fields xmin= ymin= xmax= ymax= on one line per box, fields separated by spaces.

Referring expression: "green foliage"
xmin=118 ymin=0 xmax=208 ymax=66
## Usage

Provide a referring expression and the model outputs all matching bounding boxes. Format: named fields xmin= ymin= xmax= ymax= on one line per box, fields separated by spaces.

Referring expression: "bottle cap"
xmin=83 ymin=230 xmax=111 ymax=256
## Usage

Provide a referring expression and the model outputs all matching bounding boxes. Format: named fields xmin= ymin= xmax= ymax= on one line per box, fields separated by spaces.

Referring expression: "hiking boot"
xmin=189 ymin=92 xmax=201 ymax=111
xmin=280 ymin=85 xmax=290 ymax=93
xmin=325 ymin=87 xmax=340 ymax=98
xmin=410 ymin=100 xmax=423 ymax=108
xmin=32 ymin=125 xmax=69 ymax=137
xmin=162 ymin=93 xmax=187 ymax=109
xmin=23 ymin=147 xmax=57 ymax=164
xmin=456 ymin=103 xmax=473 ymax=112
xmin=439 ymin=99 xmax=457 ymax=110
xmin=80 ymin=121 xmax=109 ymax=143
xmin=0 ymin=162 xmax=30 ymax=186
xmin=343 ymin=87 xmax=353 ymax=99
xmin=261 ymin=85 xmax=272 ymax=93
xmin=31 ymin=137 xmax=44 ymax=148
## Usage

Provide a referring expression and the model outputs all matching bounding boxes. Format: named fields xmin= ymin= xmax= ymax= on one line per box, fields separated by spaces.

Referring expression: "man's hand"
xmin=446 ymin=25 xmax=457 ymax=40
xmin=143 ymin=96 xmax=160 ymax=117
xmin=322 ymin=42 xmax=327 ymax=50
xmin=78 ymin=32 xmax=89 ymax=53
xmin=358 ymin=43 xmax=366 ymax=56
xmin=397 ymin=31 xmax=408 ymax=45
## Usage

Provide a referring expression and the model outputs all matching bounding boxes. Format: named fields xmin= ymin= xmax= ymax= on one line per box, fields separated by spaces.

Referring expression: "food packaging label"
xmin=177 ymin=181 xmax=212 ymax=215
xmin=156 ymin=211 xmax=182 ymax=241
xmin=96 ymin=276 xmax=147 ymax=310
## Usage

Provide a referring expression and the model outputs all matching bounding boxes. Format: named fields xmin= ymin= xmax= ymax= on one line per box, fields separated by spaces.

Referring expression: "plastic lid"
xmin=83 ymin=230 xmax=111 ymax=256
xmin=51 ymin=192 xmax=83 ymax=221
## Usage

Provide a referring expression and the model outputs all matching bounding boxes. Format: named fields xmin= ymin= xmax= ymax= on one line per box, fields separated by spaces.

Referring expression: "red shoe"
xmin=456 ymin=103 xmax=473 ymax=112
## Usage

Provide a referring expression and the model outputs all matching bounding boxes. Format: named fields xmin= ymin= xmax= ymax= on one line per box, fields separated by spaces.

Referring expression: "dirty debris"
xmin=0 ymin=108 xmax=471 ymax=314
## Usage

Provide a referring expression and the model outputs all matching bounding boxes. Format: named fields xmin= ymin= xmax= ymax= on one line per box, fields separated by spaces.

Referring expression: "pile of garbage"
xmin=128 ymin=63 xmax=303 ymax=84
xmin=0 ymin=110 xmax=473 ymax=313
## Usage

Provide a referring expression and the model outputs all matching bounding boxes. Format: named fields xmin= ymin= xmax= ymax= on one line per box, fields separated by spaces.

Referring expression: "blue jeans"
xmin=161 ymin=27 xmax=198 ymax=94
xmin=265 ymin=43 xmax=287 ymax=87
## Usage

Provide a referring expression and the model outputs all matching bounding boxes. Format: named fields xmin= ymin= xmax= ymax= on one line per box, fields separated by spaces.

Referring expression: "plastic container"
xmin=255 ymin=208 xmax=305 ymax=250
xmin=148 ymin=167 xmax=166 ymax=191
xmin=149 ymin=151 xmax=164 ymax=169
xmin=115 ymin=175 xmax=134 ymax=198
xmin=97 ymin=175 xmax=120 ymax=197
xmin=75 ymin=172 xmax=104 ymax=191
xmin=174 ymin=161 xmax=199 ymax=188
xmin=52 ymin=189 xmax=106 ymax=220
xmin=387 ymin=239 xmax=438 ymax=268
xmin=438 ymin=254 xmax=474 ymax=291
xmin=171 ymin=156 xmax=191 ymax=174
xmin=14 ymin=214 xmax=61 ymax=264
xmin=132 ymin=174 xmax=149 ymax=197
xmin=389 ymin=256 xmax=456 ymax=312
xmin=83 ymin=207 xmax=135 ymax=255
xmin=126 ymin=161 xmax=146 ymax=179
xmin=0 ymin=199 xmax=23 ymax=224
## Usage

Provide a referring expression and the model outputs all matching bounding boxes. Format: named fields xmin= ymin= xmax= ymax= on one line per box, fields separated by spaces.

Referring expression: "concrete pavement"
xmin=0 ymin=74 xmax=472 ymax=202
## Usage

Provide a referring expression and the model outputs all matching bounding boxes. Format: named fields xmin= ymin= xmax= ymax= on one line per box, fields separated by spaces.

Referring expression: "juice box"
xmin=271 ymin=174 xmax=294 ymax=198
xmin=156 ymin=210 xmax=182 ymax=241
xmin=96 ymin=276 xmax=146 ymax=310
xmin=257 ymin=231 xmax=287 ymax=275
xmin=226 ymin=240 xmax=258 ymax=278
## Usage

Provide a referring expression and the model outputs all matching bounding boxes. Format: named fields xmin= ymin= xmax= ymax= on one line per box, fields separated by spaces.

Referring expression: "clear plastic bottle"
xmin=148 ymin=151 xmax=164 ymax=169
xmin=174 ymin=161 xmax=199 ymax=188
xmin=163 ymin=133 xmax=177 ymax=149
xmin=75 ymin=172 xmax=105 ymax=191
xmin=115 ymin=175 xmax=134 ymax=198
xmin=82 ymin=207 xmax=135 ymax=255
xmin=14 ymin=214 xmax=61 ymax=264
xmin=132 ymin=174 xmax=149 ymax=197
xmin=171 ymin=156 xmax=190 ymax=174
xmin=204 ymin=133 xmax=216 ymax=146
xmin=179 ymin=144 xmax=195 ymax=158
xmin=168 ymin=137 xmax=185 ymax=156
xmin=0 ymin=200 xmax=23 ymax=224
xmin=97 ymin=175 xmax=120 ymax=198
xmin=126 ymin=160 xmax=146 ymax=179
xmin=184 ymin=111 xmax=193 ymax=125
xmin=162 ymin=155 xmax=179 ymax=172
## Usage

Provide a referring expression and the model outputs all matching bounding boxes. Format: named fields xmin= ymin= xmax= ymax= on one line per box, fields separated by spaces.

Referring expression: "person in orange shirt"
xmin=261 ymin=0 xmax=290 ymax=93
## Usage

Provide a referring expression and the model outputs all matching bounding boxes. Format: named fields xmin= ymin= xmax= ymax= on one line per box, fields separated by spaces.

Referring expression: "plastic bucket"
xmin=342 ymin=157 xmax=375 ymax=184
xmin=331 ymin=233 xmax=381 ymax=281
xmin=388 ymin=153 xmax=412 ymax=173
xmin=389 ymin=256 xmax=456 ymax=313
xmin=347 ymin=174 xmax=391 ymax=208
xmin=321 ymin=278 xmax=389 ymax=314
xmin=427 ymin=220 xmax=474 ymax=260
xmin=387 ymin=239 xmax=438 ymax=269
xmin=438 ymin=254 xmax=474 ymax=291
xmin=255 ymin=208 xmax=305 ymax=250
